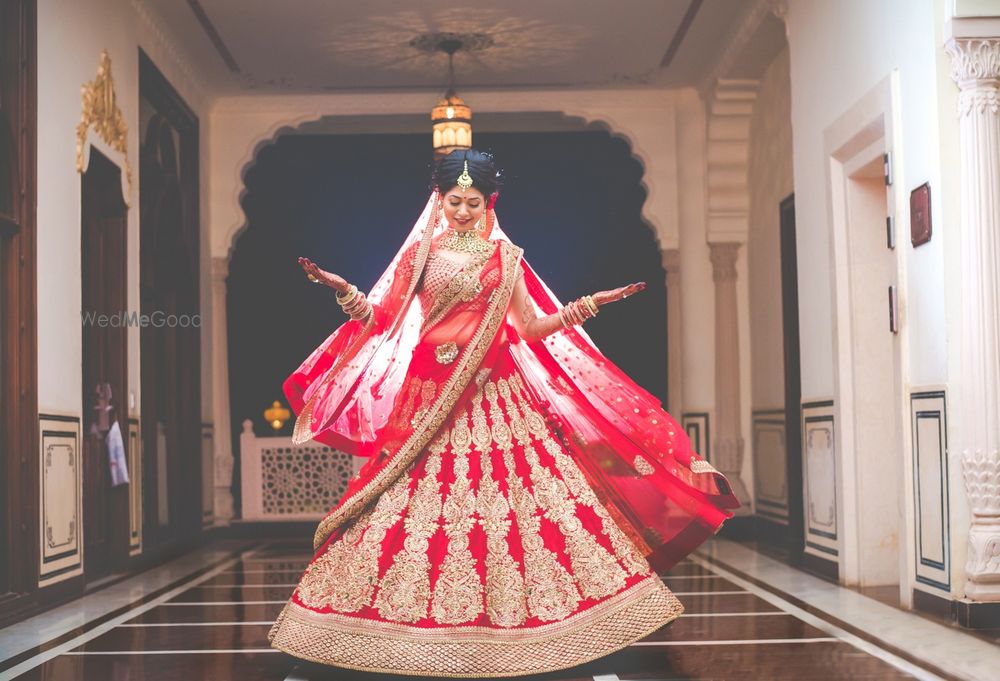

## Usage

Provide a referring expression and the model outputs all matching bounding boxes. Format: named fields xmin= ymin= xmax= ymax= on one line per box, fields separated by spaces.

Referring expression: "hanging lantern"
xmin=264 ymin=400 xmax=291 ymax=431
xmin=432 ymin=90 xmax=472 ymax=157
xmin=431 ymin=39 xmax=472 ymax=157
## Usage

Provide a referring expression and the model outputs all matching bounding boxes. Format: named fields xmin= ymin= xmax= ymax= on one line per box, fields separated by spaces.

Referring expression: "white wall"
xmin=748 ymin=47 xmax=793 ymax=411
xmin=36 ymin=0 xmax=210 ymax=422
xmin=786 ymin=0 xmax=950 ymax=400
xmin=786 ymin=0 xmax=964 ymax=595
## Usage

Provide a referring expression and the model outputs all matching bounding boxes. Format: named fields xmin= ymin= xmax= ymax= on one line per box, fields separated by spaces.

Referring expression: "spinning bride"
xmin=267 ymin=149 xmax=741 ymax=677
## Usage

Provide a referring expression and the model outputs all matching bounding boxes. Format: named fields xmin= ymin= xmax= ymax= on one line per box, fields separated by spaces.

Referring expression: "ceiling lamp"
xmin=431 ymin=38 xmax=472 ymax=157
xmin=264 ymin=400 xmax=291 ymax=431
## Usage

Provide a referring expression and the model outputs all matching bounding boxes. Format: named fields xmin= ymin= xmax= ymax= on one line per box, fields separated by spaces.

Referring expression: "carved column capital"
xmin=709 ymin=242 xmax=741 ymax=283
xmin=946 ymin=38 xmax=1000 ymax=86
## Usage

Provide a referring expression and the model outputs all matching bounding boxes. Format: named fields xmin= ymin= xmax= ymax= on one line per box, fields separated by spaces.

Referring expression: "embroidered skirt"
xmin=267 ymin=341 xmax=683 ymax=677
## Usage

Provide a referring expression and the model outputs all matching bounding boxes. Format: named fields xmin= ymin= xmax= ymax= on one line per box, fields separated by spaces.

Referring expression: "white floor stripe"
xmin=61 ymin=649 xmax=280 ymax=655
xmin=219 ymin=568 xmax=305 ymax=575
xmin=661 ymin=574 xmax=727 ymax=580
xmin=160 ymin=600 xmax=287 ymax=606
xmin=680 ymin=611 xmax=788 ymax=617
xmin=194 ymin=584 xmax=298 ymax=588
xmin=593 ymin=675 xmax=621 ymax=681
xmin=630 ymin=637 xmax=839 ymax=646
xmin=669 ymin=590 xmax=749 ymax=596
xmin=0 ymin=544 xmax=273 ymax=681
xmin=285 ymin=666 xmax=310 ymax=681
xmin=118 ymin=621 xmax=275 ymax=627
xmin=686 ymin=554 xmax=948 ymax=681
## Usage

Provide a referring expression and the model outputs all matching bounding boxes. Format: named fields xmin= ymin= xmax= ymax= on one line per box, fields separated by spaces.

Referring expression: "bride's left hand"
xmin=592 ymin=281 xmax=646 ymax=307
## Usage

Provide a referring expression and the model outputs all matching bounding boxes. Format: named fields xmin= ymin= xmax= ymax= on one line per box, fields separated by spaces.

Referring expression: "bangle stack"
xmin=336 ymin=284 xmax=372 ymax=321
xmin=559 ymin=295 xmax=599 ymax=329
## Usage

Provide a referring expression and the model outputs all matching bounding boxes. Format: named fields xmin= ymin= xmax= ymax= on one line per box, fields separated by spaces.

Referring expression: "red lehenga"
xmin=267 ymin=194 xmax=741 ymax=677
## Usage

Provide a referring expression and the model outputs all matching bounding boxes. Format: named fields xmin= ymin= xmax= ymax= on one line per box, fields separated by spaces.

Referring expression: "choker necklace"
xmin=439 ymin=227 xmax=493 ymax=255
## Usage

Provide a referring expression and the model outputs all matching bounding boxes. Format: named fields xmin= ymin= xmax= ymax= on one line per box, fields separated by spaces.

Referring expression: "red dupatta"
xmin=285 ymin=193 xmax=741 ymax=560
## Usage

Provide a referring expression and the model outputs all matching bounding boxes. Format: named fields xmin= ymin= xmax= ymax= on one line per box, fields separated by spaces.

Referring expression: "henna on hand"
xmin=297 ymin=256 xmax=349 ymax=293
xmin=593 ymin=281 xmax=646 ymax=307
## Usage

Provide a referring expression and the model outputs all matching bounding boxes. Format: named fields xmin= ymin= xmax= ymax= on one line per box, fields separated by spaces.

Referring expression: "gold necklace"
xmin=438 ymin=227 xmax=493 ymax=255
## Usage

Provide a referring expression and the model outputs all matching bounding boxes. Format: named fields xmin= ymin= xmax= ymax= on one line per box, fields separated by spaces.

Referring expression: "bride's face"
xmin=442 ymin=187 xmax=486 ymax=231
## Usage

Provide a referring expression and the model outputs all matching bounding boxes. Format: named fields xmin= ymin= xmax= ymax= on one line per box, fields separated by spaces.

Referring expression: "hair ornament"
xmin=456 ymin=160 xmax=474 ymax=191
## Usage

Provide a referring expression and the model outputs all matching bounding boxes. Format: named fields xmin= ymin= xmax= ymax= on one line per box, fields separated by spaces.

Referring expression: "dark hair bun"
xmin=431 ymin=149 xmax=502 ymax=197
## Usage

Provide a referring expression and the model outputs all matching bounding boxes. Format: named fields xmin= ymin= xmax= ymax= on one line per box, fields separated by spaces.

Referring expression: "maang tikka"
xmin=456 ymin=160 xmax=474 ymax=192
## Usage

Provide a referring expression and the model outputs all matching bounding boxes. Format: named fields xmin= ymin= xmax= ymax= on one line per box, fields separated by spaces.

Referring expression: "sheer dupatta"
xmin=507 ymin=261 xmax=742 ymax=571
xmin=285 ymin=193 xmax=443 ymax=456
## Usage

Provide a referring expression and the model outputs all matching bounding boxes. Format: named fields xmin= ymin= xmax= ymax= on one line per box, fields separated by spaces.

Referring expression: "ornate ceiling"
xmin=141 ymin=0 xmax=782 ymax=94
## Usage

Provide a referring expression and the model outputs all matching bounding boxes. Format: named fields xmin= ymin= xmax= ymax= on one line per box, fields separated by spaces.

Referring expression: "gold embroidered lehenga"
xmin=267 ymin=194 xmax=740 ymax=677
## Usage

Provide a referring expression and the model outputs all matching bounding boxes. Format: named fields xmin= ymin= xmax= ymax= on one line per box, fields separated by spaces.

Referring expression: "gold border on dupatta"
xmin=312 ymin=240 xmax=524 ymax=550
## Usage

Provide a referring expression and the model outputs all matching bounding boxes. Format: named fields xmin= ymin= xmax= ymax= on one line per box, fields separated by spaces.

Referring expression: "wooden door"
xmin=81 ymin=149 xmax=129 ymax=582
xmin=139 ymin=50 xmax=202 ymax=551
xmin=779 ymin=194 xmax=804 ymax=555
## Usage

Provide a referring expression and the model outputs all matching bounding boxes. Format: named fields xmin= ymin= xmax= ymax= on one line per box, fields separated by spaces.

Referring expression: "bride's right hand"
xmin=298 ymin=256 xmax=349 ymax=293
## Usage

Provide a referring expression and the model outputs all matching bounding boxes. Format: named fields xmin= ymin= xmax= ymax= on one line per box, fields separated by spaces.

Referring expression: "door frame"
xmin=823 ymin=73 xmax=914 ymax=600
xmin=80 ymin=148 xmax=130 ymax=582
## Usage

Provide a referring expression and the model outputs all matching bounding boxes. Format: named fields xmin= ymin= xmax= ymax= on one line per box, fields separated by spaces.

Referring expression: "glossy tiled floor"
xmin=1 ymin=538 xmax=994 ymax=680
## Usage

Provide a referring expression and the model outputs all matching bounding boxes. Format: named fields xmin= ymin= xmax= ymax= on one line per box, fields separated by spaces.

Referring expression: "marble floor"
xmin=1 ymin=537 xmax=996 ymax=681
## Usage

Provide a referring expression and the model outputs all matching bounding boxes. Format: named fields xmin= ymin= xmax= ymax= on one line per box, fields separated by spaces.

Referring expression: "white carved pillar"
xmin=946 ymin=37 xmax=1000 ymax=602
xmin=211 ymin=257 xmax=235 ymax=524
xmin=662 ymin=249 xmax=684 ymax=416
xmin=710 ymin=243 xmax=750 ymax=510
xmin=704 ymin=80 xmax=756 ymax=513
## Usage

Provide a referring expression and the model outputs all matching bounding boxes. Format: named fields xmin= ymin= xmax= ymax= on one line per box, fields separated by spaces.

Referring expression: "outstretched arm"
xmin=507 ymin=268 xmax=645 ymax=342
xmin=298 ymin=242 xmax=419 ymax=325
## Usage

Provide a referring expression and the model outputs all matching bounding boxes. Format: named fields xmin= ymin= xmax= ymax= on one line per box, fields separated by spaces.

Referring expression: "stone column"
xmin=946 ymin=37 xmax=1000 ymax=602
xmin=710 ymin=242 xmax=750 ymax=512
xmin=662 ymin=249 xmax=684 ymax=416
xmin=211 ymin=257 xmax=235 ymax=525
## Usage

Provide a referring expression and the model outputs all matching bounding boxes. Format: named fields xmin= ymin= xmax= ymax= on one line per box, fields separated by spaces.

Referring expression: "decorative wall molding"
xmin=753 ymin=408 xmax=788 ymax=524
xmin=201 ymin=423 xmax=215 ymax=526
xmin=705 ymin=80 xmax=758 ymax=244
xmin=700 ymin=0 xmax=788 ymax=93
xmin=127 ymin=418 xmax=142 ymax=556
xmin=128 ymin=0 xmax=209 ymax=100
xmin=909 ymin=390 xmax=950 ymax=592
xmin=38 ymin=414 xmax=83 ymax=585
xmin=802 ymin=399 xmax=838 ymax=560
xmin=75 ymin=50 xmax=132 ymax=197
xmin=682 ymin=412 xmax=711 ymax=461
xmin=239 ymin=420 xmax=362 ymax=521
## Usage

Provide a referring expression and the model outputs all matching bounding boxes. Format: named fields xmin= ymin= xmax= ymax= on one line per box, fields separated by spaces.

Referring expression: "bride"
xmin=267 ymin=149 xmax=741 ymax=677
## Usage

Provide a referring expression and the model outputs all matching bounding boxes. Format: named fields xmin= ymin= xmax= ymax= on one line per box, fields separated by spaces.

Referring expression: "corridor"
xmin=2 ymin=538 xmax=994 ymax=680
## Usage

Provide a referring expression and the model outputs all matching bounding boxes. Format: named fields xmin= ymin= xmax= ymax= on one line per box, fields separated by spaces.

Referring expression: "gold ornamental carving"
xmin=75 ymin=49 xmax=132 ymax=193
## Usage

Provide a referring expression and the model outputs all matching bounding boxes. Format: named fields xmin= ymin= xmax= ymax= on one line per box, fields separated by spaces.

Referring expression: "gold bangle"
xmin=558 ymin=306 xmax=569 ymax=329
xmin=336 ymin=284 xmax=358 ymax=305
xmin=568 ymin=300 xmax=584 ymax=325
xmin=350 ymin=302 xmax=371 ymax=321
xmin=583 ymin=295 xmax=599 ymax=317
xmin=343 ymin=293 xmax=368 ymax=315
